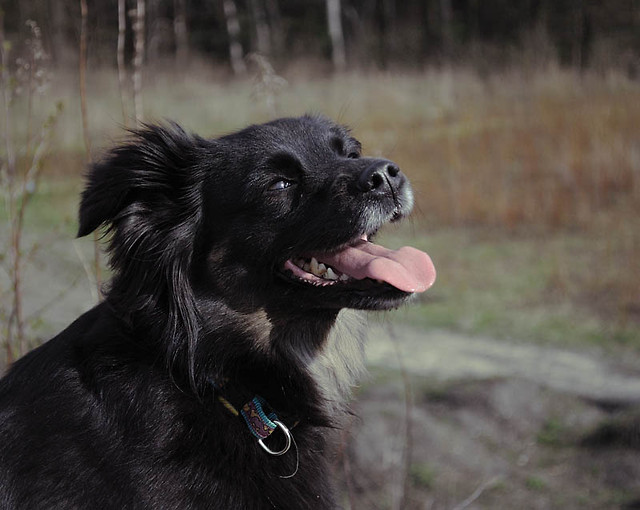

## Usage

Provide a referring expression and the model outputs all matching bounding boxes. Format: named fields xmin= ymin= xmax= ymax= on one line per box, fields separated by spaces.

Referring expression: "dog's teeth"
xmin=291 ymin=255 xmax=348 ymax=283
xmin=325 ymin=268 xmax=338 ymax=280
xmin=307 ymin=257 xmax=329 ymax=278
xmin=310 ymin=257 xmax=318 ymax=274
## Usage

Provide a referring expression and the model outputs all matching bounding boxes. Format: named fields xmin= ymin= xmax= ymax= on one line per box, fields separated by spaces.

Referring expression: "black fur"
xmin=0 ymin=115 xmax=416 ymax=509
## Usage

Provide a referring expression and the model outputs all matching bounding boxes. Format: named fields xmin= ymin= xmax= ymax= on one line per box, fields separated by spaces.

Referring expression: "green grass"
xmin=23 ymin=177 xmax=83 ymax=233
xmin=0 ymin=176 xmax=81 ymax=235
xmin=525 ymin=476 xmax=547 ymax=491
xmin=537 ymin=418 xmax=569 ymax=447
xmin=409 ymin=463 xmax=438 ymax=489
xmin=378 ymin=223 xmax=640 ymax=351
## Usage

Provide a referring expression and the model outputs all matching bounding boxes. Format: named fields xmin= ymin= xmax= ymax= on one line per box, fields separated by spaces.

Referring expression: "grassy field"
xmin=2 ymin=65 xmax=640 ymax=509
xmin=2 ymin=65 xmax=640 ymax=352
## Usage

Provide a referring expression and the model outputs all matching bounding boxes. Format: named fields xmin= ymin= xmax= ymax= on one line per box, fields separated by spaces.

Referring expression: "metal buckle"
xmin=257 ymin=420 xmax=292 ymax=456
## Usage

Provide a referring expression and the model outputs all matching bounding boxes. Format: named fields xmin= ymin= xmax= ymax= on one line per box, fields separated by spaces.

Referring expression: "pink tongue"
xmin=320 ymin=240 xmax=436 ymax=293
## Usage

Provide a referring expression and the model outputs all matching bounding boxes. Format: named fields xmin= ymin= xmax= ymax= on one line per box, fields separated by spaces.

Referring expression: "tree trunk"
xmin=265 ymin=0 xmax=284 ymax=58
xmin=174 ymin=0 xmax=189 ymax=66
xmin=79 ymin=0 xmax=91 ymax=155
xmin=573 ymin=0 xmax=592 ymax=71
xmin=79 ymin=0 xmax=102 ymax=297
xmin=222 ymin=0 xmax=247 ymax=75
xmin=50 ymin=0 xmax=70 ymax=66
xmin=439 ymin=0 xmax=453 ymax=63
xmin=132 ymin=0 xmax=145 ymax=125
xmin=249 ymin=0 xmax=271 ymax=55
xmin=146 ymin=0 xmax=160 ymax=63
xmin=117 ymin=0 xmax=128 ymax=127
xmin=419 ymin=0 xmax=437 ymax=64
xmin=374 ymin=0 xmax=394 ymax=69
xmin=326 ymin=0 xmax=346 ymax=71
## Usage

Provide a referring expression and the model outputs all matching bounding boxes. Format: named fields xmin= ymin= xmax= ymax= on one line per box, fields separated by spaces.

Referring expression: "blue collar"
xmin=210 ymin=379 xmax=295 ymax=456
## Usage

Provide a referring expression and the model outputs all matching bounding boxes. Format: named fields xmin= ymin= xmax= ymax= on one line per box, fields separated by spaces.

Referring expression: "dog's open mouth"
xmin=282 ymin=235 xmax=436 ymax=294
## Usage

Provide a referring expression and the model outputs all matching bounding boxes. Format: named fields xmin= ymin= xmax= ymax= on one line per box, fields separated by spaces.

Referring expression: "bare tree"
xmin=249 ymin=0 xmax=271 ymax=55
xmin=265 ymin=0 xmax=284 ymax=57
xmin=132 ymin=0 xmax=146 ymax=124
xmin=439 ymin=0 xmax=454 ymax=63
xmin=117 ymin=0 xmax=129 ymax=127
xmin=174 ymin=0 xmax=189 ymax=66
xmin=79 ymin=0 xmax=91 ymax=156
xmin=50 ymin=0 xmax=71 ymax=66
xmin=247 ymin=53 xmax=286 ymax=118
xmin=221 ymin=0 xmax=247 ymax=75
xmin=326 ymin=0 xmax=346 ymax=71
xmin=0 ymin=12 xmax=18 ymax=363
xmin=375 ymin=0 xmax=396 ymax=69
xmin=572 ymin=0 xmax=592 ymax=70
xmin=1 ymin=19 xmax=63 ymax=362
xmin=79 ymin=0 xmax=103 ymax=295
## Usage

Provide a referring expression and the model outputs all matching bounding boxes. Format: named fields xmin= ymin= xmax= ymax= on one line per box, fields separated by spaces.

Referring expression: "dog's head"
xmin=78 ymin=116 xmax=435 ymax=351
xmin=200 ymin=115 xmax=435 ymax=314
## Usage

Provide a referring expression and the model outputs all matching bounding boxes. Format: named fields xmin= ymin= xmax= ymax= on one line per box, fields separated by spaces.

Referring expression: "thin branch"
xmin=0 ymin=12 xmax=16 ymax=182
xmin=173 ymin=0 xmax=189 ymax=67
xmin=23 ymin=38 xmax=34 ymax=180
xmin=247 ymin=53 xmax=286 ymax=118
xmin=79 ymin=0 xmax=91 ymax=156
xmin=13 ymin=107 xmax=60 ymax=355
xmin=117 ymin=0 xmax=129 ymax=128
xmin=72 ymin=239 xmax=100 ymax=303
xmin=1 ymin=12 xmax=17 ymax=363
xmin=1 ymin=19 xmax=61 ymax=361
xmin=338 ymin=420 xmax=358 ymax=510
xmin=79 ymin=0 xmax=102 ymax=297
xmin=132 ymin=0 xmax=145 ymax=125
xmin=451 ymin=475 xmax=505 ymax=510
xmin=326 ymin=0 xmax=346 ymax=72
xmin=386 ymin=323 xmax=413 ymax=510
xmin=222 ymin=0 xmax=247 ymax=76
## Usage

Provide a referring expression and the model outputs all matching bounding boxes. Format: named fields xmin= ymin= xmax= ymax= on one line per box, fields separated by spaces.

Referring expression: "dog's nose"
xmin=357 ymin=160 xmax=402 ymax=193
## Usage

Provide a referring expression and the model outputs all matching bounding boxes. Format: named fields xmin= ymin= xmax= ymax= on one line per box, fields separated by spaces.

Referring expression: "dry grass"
xmin=3 ymin=64 xmax=639 ymax=346
xmin=305 ymin=68 xmax=639 ymax=333
xmin=354 ymin=69 xmax=640 ymax=333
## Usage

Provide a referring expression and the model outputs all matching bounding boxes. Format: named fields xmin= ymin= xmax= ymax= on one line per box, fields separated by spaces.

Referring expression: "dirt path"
xmin=366 ymin=324 xmax=640 ymax=405
xmin=352 ymin=325 xmax=640 ymax=509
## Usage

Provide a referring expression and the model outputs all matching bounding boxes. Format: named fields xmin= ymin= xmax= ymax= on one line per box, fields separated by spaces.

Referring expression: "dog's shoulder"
xmin=0 ymin=304 xmax=193 ymax=508
xmin=0 ymin=305 xmax=101 ymax=401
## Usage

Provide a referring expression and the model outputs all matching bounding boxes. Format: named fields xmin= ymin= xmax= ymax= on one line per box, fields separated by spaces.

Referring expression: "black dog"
xmin=0 ymin=115 xmax=435 ymax=509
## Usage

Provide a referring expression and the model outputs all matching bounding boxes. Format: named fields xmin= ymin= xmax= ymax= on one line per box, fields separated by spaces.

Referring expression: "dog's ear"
xmin=77 ymin=123 xmax=213 ymax=388
xmin=78 ymin=123 xmax=205 ymax=238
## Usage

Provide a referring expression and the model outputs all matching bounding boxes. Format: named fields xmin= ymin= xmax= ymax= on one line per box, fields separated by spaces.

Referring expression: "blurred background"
xmin=1 ymin=0 xmax=639 ymax=508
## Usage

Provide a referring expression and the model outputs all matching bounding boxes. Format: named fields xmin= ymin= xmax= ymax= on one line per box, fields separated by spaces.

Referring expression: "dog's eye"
xmin=269 ymin=179 xmax=294 ymax=191
xmin=347 ymin=152 xmax=360 ymax=159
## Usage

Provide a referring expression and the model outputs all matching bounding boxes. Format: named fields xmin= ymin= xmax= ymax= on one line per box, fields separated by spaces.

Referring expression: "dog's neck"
xmin=109 ymin=291 xmax=367 ymax=425
xmin=194 ymin=303 xmax=367 ymax=425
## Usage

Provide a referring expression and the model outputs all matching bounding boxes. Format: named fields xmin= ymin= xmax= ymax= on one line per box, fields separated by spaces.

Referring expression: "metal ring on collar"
xmin=258 ymin=420 xmax=292 ymax=456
